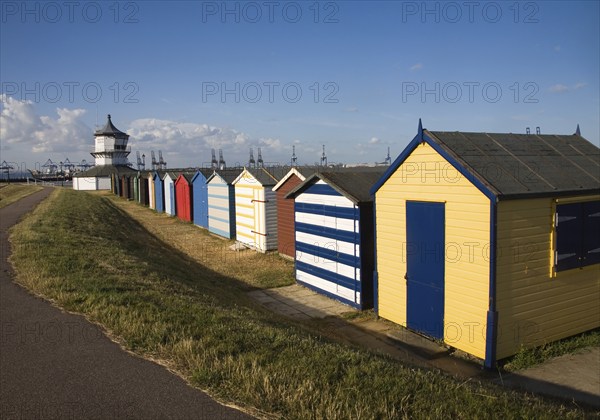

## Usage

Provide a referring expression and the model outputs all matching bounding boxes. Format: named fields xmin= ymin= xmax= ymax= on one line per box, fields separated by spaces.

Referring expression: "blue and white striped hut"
xmin=286 ymin=169 xmax=385 ymax=309
xmin=206 ymin=169 xmax=243 ymax=239
xmin=163 ymin=172 xmax=177 ymax=216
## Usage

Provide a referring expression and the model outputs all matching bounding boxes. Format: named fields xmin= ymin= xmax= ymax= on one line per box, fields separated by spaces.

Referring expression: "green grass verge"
xmin=105 ymin=192 xmax=295 ymax=290
xmin=9 ymin=189 xmax=592 ymax=418
xmin=0 ymin=184 xmax=43 ymax=208
xmin=502 ymin=329 xmax=600 ymax=372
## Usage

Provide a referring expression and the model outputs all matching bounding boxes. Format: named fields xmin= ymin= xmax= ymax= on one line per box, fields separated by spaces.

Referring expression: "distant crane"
xmin=1 ymin=161 xmax=14 ymax=183
xmin=248 ymin=148 xmax=256 ymax=168
xmin=78 ymin=159 xmax=93 ymax=171
xmin=211 ymin=149 xmax=218 ymax=169
xmin=63 ymin=158 xmax=75 ymax=172
xmin=218 ymin=149 xmax=226 ymax=170
xmin=257 ymin=148 xmax=264 ymax=168
xmin=320 ymin=145 xmax=327 ymax=167
xmin=42 ymin=159 xmax=57 ymax=174
xmin=136 ymin=151 xmax=146 ymax=170
xmin=291 ymin=145 xmax=298 ymax=167
xmin=377 ymin=147 xmax=391 ymax=166
xmin=150 ymin=151 xmax=158 ymax=170
xmin=158 ymin=150 xmax=167 ymax=169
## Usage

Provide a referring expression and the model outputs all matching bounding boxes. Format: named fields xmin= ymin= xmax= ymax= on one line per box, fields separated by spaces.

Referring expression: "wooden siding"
xmin=294 ymin=180 xmax=370 ymax=308
xmin=154 ymin=175 xmax=164 ymax=213
xmin=276 ymin=173 xmax=303 ymax=257
xmin=148 ymin=174 xmax=155 ymax=209
xmin=208 ymin=175 xmax=236 ymax=239
xmin=139 ymin=176 xmax=149 ymax=206
xmin=495 ymin=196 xmax=600 ymax=359
xmin=375 ymin=142 xmax=490 ymax=359
xmin=132 ymin=176 xmax=139 ymax=201
xmin=234 ymin=170 xmax=278 ymax=252
xmin=192 ymin=172 xmax=209 ymax=229
xmin=126 ymin=176 xmax=134 ymax=200
xmin=175 ymin=176 xmax=193 ymax=222
xmin=163 ymin=174 xmax=175 ymax=216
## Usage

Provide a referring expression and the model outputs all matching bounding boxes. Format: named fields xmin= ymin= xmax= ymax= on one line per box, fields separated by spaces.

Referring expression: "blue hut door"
xmin=406 ymin=201 xmax=445 ymax=339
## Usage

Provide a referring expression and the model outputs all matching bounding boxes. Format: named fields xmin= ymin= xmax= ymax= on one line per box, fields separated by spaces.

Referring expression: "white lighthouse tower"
xmin=91 ymin=114 xmax=131 ymax=166
xmin=73 ymin=114 xmax=136 ymax=191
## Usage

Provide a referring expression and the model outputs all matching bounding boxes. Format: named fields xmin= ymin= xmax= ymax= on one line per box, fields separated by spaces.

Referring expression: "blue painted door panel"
xmin=406 ymin=201 xmax=445 ymax=339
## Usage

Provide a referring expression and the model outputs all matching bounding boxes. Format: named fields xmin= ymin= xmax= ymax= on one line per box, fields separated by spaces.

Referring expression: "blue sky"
xmin=1 ymin=1 xmax=598 ymax=169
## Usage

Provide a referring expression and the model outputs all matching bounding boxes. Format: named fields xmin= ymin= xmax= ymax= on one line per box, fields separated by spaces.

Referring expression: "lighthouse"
xmin=91 ymin=114 xmax=131 ymax=166
xmin=73 ymin=114 xmax=136 ymax=191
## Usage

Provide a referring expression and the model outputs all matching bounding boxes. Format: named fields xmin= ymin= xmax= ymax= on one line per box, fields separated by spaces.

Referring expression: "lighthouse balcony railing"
xmin=92 ymin=146 xmax=132 ymax=153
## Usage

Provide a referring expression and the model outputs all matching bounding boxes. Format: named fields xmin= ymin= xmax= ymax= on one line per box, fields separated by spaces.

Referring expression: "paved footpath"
xmin=1 ymin=189 xmax=252 ymax=420
xmin=250 ymin=285 xmax=600 ymax=408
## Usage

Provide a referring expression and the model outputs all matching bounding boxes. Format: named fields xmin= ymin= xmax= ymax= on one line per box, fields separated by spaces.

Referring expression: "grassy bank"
xmin=0 ymin=184 xmax=43 ymax=209
xmin=9 ymin=189 xmax=591 ymax=418
xmin=105 ymin=193 xmax=294 ymax=290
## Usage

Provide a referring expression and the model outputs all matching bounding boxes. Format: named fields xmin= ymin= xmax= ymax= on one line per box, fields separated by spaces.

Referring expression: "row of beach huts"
xmin=105 ymin=122 xmax=599 ymax=368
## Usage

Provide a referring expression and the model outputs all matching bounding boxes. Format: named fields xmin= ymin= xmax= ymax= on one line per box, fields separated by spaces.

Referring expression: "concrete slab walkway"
xmin=249 ymin=283 xmax=600 ymax=407
xmin=497 ymin=347 xmax=600 ymax=409
xmin=248 ymin=285 xmax=354 ymax=320
xmin=248 ymin=284 xmax=483 ymax=378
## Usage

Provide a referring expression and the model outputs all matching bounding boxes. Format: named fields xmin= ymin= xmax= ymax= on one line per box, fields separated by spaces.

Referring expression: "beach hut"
xmin=273 ymin=167 xmax=318 ymax=258
xmin=175 ymin=173 xmax=193 ymax=222
xmin=132 ymin=173 xmax=139 ymax=201
xmin=117 ymin=174 xmax=125 ymax=197
xmin=147 ymin=172 xmax=156 ymax=209
xmin=163 ymin=172 xmax=177 ymax=216
xmin=153 ymin=171 xmax=165 ymax=212
xmin=138 ymin=172 xmax=150 ymax=206
xmin=191 ymin=169 xmax=216 ymax=229
xmin=111 ymin=173 xmax=121 ymax=196
xmin=232 ymin=168 xmax=279 ymax=252
xmin=286 ymin=169 xmax=385 ymax=309
xmin=119 ymin=173 xmax=133 ymax=200
xmin=206 ymin=169 xmax=243 ymax=239
xmin=370 ymin=121 xmax=600 ymax=368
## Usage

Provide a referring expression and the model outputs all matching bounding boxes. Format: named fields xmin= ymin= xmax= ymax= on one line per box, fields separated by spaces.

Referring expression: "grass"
xmin=502 ymin=329 xmax=600 ymax=372
xmin=8 ymin=189 xmax=595 ymax=418
xmin=105 ymin=192 xmax=294 ymax=290
xmin=0 ymin=184 xmax=43 ymax=209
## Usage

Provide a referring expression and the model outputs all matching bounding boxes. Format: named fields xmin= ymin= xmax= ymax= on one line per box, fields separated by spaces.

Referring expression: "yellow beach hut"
xmin=232 ymin=167 xmax=279 ymax=253
xmin=370 ymin=120 xmax=600 ymax=368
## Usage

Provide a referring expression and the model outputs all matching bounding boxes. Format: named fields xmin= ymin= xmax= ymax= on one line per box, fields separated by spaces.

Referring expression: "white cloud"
xmin=548 ymin=84 xmax=569 ymax=93
xmin=548 ymin=83 xmax=587 ymax=94
xmin=410 ymin=63 xmax=423 ymax=71
xmin=126 ymin=118 xmax=288 ymax=167
xmin=0 ymin=94 xmax=90 ymax=155
xmin=368 ymin=137 xmax=380 ymax=144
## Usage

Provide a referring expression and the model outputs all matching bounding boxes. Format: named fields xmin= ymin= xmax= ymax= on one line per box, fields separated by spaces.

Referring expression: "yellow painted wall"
xmin=496 ymin=195 xmax=600 ymax=359
xmin=376 ymin=142 xmax=491 ymax=359
xmin=234 ymin=170 xmax=270 ymax=252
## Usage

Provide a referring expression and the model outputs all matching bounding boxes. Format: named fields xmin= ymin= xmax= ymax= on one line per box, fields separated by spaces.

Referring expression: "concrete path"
xmin=248 ymin=285 xmax=353 ymax=320
xmin=1 ymin=189 xmax=252 ymax=419
xmin=249 ymin=284 xmax=483 ymax=378
xmin=497 ymin=347 xmax=600 ymax=409
xmin=249 ymin=284 xmax=600 ymax=406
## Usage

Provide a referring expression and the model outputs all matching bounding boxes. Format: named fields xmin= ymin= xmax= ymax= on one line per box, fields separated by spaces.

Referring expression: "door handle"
xmin=404 ymin=273 xmax=408 ymax=280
